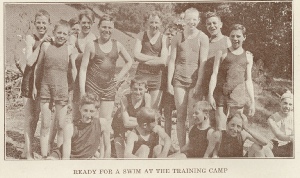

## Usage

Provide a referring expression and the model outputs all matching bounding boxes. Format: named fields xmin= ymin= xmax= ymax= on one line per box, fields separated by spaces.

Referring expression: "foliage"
xmin=175 ymin=2 xmax=292 ymax=79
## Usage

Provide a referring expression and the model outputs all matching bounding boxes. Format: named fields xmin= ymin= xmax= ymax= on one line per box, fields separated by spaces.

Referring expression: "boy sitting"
xmin=49 ymin=93 xmax=111 ymax=159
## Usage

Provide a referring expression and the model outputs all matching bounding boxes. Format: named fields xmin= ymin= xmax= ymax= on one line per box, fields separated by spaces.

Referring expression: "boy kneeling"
xmin=49 ymin=93 xmax=111 ymax=159
xmin=124 ymin=107 xmax=171 ymax=158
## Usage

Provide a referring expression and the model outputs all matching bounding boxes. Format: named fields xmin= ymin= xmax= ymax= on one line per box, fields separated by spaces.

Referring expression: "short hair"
xmin=193 ymin=101 xmax=212 ymax=113
xmin=53 ymin=19 xmax=70 ymax=32
xmin=78 ymin=9 xmax=95 ymax=23
xmin=136 ymin=107 xmax=156 ymax=125
xmin=230 ymin=24 xmax=246 ymax=35
xmin=144 ymin=11 xmax=162 ymax=22
xmin=130 ymin=76 xmax=148 ymax=89
xmin=205 ymin=11 xmax=221 ymax=21
xmin=98 ymin=14 xmax=115 ymax=27
xmin=69 ymin=17 xmax=79 ymax=27
xmin=185 ymin=7 xmax=200 ymax=19
xmin=80 ymin=92 xmax=100 ymax=109
xmin=35 ymin=9 xmax=51 ymax=23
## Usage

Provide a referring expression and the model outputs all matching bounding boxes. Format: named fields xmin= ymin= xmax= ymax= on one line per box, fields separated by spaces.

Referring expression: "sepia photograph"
xmin=2 ymin=0 xmax=298 ymax=177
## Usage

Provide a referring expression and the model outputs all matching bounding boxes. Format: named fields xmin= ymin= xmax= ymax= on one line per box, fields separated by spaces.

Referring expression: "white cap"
xmin=281 ymin=90 xmax=293 ymax=100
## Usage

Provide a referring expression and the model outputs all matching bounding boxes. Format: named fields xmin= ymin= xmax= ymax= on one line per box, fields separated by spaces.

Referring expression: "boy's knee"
xmin=251 ymin=143 xmax=263 ymax=151
xmin=153 ymin=145 xmax=162 ymax=156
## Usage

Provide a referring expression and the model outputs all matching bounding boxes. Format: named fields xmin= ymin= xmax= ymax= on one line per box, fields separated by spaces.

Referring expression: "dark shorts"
xmin=40 ymin=84 xmax=69 ymax=106
xmin=86 ymin=78 xmax=118 ymax=102
xmin=172 ymin=78 xmax=196 ymax=89
xmin=160 ymin=91 xmax=175 ymax=110
xmin=214 ymin=85 xmax=246 ymax=108
xmin=135 ymin=72 xmax=162 ymax=91
xmin=272 ymin=140 xmax=293 ymax=157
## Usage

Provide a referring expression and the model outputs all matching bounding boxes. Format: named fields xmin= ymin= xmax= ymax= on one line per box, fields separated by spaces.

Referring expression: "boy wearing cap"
xmin=268 ymin=90 xmax=294 ymax=157
xmin=124 ymin=107 xmax=172 ymax=158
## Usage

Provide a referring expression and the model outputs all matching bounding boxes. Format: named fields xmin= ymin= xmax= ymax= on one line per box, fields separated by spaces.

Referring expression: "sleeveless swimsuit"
xmin=218 ymin=130 xmax=244 ymax=157
xmin=112 ymin=93 xmax=146 ymax=138
xmin=40 ymin=42 xmax=69 ymax=105
xmin=215 ymin=48 xmax=247 ymax=108
xmin=85 ymin=39 xmax=119 ymax=101
xmin=202 ymin=36 xmax=229 ymax=97
xmin=51 ymin=117 xmax=102 ymax=159
xmin=132 ymin=128 xmax=159 ymax=158
xmin=172 ymin=31 xmax=201 ymax=88
xmin=135 ymin=32 xmax=163 ymax=90
xmin=187 ymin=126 xmax=210 ymax=158
xmin=21 ymin=34 xmax=44 ymax=98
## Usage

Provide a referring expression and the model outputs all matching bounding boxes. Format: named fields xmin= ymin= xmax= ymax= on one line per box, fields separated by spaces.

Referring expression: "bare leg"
xmin=187 ymin=89 xmax=197 ymax=128
xmin=135 ymin=145 xmax=150 ymax=158
xmin=164 ymin=105 xmax=173 ymax=137
xmin=174 ymin=87 xmax=188 ymax=149
xmin=99 ymin=101 xmax=115 ymax=158
xmin=114 ymin=137 xmax=125 ymax=158
xmin=168 ymin=152 xmax=187 ymax=159
xmin=40 ymin=102 xmax=52 ymax=157
xmin=72 ymin=102 xmax=81 ymax=122
xmin=152 ymin=145 xmax=163 ymax=158
xmin=216 ymin=107 xmax=227 ymax=130
xmin=149 ymin=89 xmax=163 ymax=110
xmin=55 ymin=104 xmax=68 ymax=147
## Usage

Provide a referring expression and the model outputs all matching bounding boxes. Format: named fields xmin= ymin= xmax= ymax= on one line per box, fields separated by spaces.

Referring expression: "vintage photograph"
xmin=4 ymin=1 xmax=293 ymax=162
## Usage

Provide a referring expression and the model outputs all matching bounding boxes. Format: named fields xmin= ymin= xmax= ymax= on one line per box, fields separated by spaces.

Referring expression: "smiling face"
xmin=206 ymin=16 xmax=222 ymax=36
xmin=230 ymin=29 xmax=246 ymax=49
xmin=80 ymin=16 xmax=93 ymax=34
xmin=71 ymin=23 xmax=81 ymax=35
xmin=184 ymin=11 xmax=200 ymax=31
xmin=280 ymin=98 xmax=293 ymax=115
xmin=131 ymin=83 xmax=147 ymax=100
xmin=98 ymin=20 xmax=114 ymax=41
xmin=193 ymin=107 xmax=207 ymax=125
xmin=53 ymin=25 xmax=69 ymax=45
xmin=147 ymin=15 xmax=161 ymax=34
xmin=34 ymin=15 xmax=50 ymax=35
xmin=80 ymin=104 xmax=97 ymax=123
xmin=226 ymin=116 xmax=243 ymax=137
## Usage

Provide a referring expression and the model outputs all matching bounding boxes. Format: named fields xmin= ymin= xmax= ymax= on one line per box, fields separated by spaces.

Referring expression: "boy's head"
xmin=130 ymin=77 xmax=148 ymax=100
xmin=79 ymin=93 xmax=100 ymax=123
xmin=280 ymin=90 xmax=293 ymax=115
xmin=205 ymin=12 xmax=223 ymax=36
xmin=226 ymin=113 xmax=246 ymax=137
xmin=79 ymin=9 xmax=95 ymax=34
xmin=229 ymin=24 xmax=246 ymax=49
xmin=98 ymin=14 xmax=115 ymax=41
xmin=34 ymin=9 xmax=51 ymax=35
xmin=184 ymin=8 xmax=200 ymax=30
xmin=53 ymin=19 xmax=70 ymax=45
xmin=164 ymin=26 xmax=178 ymax=42
xmin=136 ymin=107 xmax=157 ymax=132
xmin=145 ymin=11 xmax=162 ymax=33
xmin=69 ymin=17 xmax=81 ymax=35
xmin=193 ymin=101 xmax=212 ymax=125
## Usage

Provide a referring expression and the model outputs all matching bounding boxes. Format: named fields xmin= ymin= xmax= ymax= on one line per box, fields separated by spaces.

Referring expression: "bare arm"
xmin=245 ymin=52 xmax=255 ymax=116
xmin=99 ymin=118 xmax=111 ymax=158
xmin=115 ymin=42 xmax=133 ymax=82
xmin=133 ymin=33 xmax=156 ymax=62
xmin=268 ymin=117 xmax=293 ymax=142
xmin=194 ymin=33 xmax=209 ymax=97
xmin=152 ymin=125 xmax=171 ymax=158
xmin=208 ymin=50 xmax=224 ymax=109
xmin=144 ymin=93 xmax=151 ymax=107
xmin=167 ymin=38 xmax=177 ymax=95
xmin=79 ymin=42 xmax=94 ymax=96
xmin=180 ymin=141 xmax=190 ymax=154
xmin=121 ymin=96 xmax=138 ymax=128
xmin=124 ymin=131 xmax=138 ymax=158
xmin=211 ymin=130 xmax=221 ymax=158
xmin=62 ymin=123 xmax=74 ymax=159
xmin=203 ymin=128 xmax=218 ymax=158
xmin=144 ymin=35 xmax=168 ymax=66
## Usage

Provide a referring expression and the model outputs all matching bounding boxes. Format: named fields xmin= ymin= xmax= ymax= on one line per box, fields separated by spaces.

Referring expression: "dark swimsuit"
xmin=135 ymin=32 xmax=164 ymax=91
xmin=218 ymin=130 xmax=244 ymax=157
xmin=112 ymin=94 xmax=146 ymax=138
xmin=132 ymin=128 xmax=159 ymax=158
xmin=85 ymin=39 xmax=119 ymax=101
xmin=187 ymin=126 xmax=210 ymax=158
xmin=21 ymin=34 xmax=44 ymax=98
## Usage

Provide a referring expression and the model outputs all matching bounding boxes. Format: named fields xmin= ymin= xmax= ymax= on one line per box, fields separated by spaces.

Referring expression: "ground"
xmin=5 ymin=4 xmax=293 ymax=159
